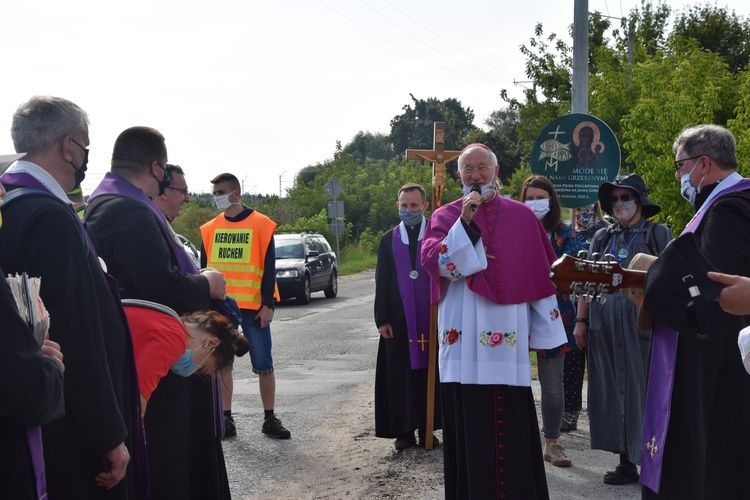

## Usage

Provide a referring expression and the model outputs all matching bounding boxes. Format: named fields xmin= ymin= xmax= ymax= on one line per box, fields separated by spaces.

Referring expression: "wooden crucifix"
xmin=405 ymin=122 xmax=461 ymax=451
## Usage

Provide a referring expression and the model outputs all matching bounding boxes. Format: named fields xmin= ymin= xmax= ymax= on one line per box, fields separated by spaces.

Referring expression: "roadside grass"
xmin=338 ymin=244 xmax=377 ymax=276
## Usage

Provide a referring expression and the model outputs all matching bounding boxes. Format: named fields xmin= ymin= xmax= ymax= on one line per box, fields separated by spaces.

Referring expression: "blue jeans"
xmin=241 ymin=309 xmax=274 ymax=375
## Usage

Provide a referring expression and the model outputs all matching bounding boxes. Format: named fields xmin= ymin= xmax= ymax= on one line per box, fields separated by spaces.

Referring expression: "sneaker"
xmin=262 ymin=415 xmax=291 ymax=439
xmin=543 ymin=442 xmax=572 ymax=467
xmin=223 ymin=414 xmax=237 ymax=439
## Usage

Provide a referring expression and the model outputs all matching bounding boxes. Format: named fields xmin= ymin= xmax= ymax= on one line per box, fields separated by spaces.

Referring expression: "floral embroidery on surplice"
xmin=438 ymin=237 xmax=463 ymax=279
xmin=549 ymin=307 xmax=560 ymax=321
xmin=440 ymin=328 xmax=462 ymax=346
xmin=479 ymin=330 xmax=517 ymax=348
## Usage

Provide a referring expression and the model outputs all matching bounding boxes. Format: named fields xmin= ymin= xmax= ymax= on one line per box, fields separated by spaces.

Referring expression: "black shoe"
xmin=394 ymin=433 xmax=416 ymax=451
xmin=417 ymin=431 xmax=440 ymax=448
xmin=603 ymin=463 xmax=639 ymax=485
xmin=223 ymin=414 xmax=236 ymax=439
xmin=262 ymin=415 xmax=291 ymax=439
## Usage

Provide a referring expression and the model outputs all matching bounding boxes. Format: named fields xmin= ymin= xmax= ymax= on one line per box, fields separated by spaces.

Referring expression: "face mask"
xmin=525 ymin=199 xmax=550 ymax=220
xmin=399 ymin=209 xmax=423 ymax=226
xmin=679 ymin=159 xmax=708 ymax=206
xmin=69 ymin=146 xmax=88 ymax=186
xmin=612 ymin=199 xmax=639 ymax=224
xmin=154 ymin=166 xmax=171 ymax=197
xmin=462 ymin=181 xmax=495 ymax=199
xmin=170 ymin=344 xmax=215 ymax=377
xmin=214 ymin=192 xmax=234 ymax=210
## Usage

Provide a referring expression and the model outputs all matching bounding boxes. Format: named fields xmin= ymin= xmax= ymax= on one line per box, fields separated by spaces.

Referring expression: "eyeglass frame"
xmin=673 ymin=155 xmax=703 ymax=173
xmin=165 ymin=186 xmax=189 ymax=197
xmin=458 ymin=165 xmax=493 ymax=175
xmin=70 ymin=138 xmax=89 ymax=163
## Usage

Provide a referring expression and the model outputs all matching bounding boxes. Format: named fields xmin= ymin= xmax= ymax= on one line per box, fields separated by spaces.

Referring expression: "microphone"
xmin=470 ymin=184 xmax=481 ymax=212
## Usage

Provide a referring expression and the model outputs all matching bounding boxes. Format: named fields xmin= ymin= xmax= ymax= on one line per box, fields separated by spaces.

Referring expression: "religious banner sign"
xmin=530 ymin=113 xmax=620 ymax=207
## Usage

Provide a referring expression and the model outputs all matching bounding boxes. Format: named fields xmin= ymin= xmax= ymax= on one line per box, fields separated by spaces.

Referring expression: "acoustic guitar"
xmin=549 ymin=253 xmax=646 ymax=303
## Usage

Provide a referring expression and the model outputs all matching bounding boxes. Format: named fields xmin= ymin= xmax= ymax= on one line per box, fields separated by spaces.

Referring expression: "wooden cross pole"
xmin=405 ymin=122 xmax=461 ymax=451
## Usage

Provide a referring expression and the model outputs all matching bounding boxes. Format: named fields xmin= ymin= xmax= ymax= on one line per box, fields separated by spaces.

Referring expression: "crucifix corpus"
xmin=405 ymin=122 xmax=461 ymax=451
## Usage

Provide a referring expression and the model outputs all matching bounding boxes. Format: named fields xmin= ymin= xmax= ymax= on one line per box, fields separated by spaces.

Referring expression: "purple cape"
xmin=421 ymin=194 xmax=558 ymax=305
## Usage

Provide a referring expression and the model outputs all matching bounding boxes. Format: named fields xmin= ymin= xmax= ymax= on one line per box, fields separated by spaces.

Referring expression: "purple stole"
xmin=1 ymin=170 xmax=151 ymax=498
xmin=90 ymin=172 xmax=199 ymax=274
xmin=392 ymin=223 xmax=431 ymax=370
xmin=641 ymin=178 xmax=750 ymax=493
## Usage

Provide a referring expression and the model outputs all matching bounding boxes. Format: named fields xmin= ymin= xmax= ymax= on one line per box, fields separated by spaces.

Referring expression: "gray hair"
xmin=457 ymin=145 xmax=498 ymax=171
xmin=11 ymin=96 xmax=89 ymax=156
xmin=673 ymin=124 xmax=738 ymax=170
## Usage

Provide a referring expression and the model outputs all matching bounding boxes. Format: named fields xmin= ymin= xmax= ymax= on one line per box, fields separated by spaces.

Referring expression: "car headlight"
xmin=276 ymin=269 xmax=299 ymax=278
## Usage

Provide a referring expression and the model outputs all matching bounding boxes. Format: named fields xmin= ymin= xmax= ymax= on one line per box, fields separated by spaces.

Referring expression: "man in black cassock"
xmin=641 ymin=124 xmax=750 ymax=499
xmin=0 ymin=97 xmax=140 ymax=498
xmin=84 ymin=126 xmax=230 ymax=500
xmin=0 ymin=153 xmax=65 ymax=500
xmin=374 ymin=183 xmax=441 ymax=450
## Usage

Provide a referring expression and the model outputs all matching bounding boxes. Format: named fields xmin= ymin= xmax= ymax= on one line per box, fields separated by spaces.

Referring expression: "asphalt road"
xmin=222 ymin=270 xmax=641 ymax=500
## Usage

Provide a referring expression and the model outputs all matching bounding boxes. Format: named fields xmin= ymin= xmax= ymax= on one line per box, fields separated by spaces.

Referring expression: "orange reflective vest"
xmin=200 ymin=211 xmax=279 ymax=310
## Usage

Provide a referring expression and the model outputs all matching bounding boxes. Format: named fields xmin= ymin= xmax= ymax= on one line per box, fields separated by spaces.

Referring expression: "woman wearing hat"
xmin=573 ymin=173 xmax=672 ymax=485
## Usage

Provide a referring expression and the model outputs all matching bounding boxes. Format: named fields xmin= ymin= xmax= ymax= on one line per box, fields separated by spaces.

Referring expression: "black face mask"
xmin=154 ymin=163 xmax=172 ymax=197
xmin=70 ymin=139 xmax=89 ymax=186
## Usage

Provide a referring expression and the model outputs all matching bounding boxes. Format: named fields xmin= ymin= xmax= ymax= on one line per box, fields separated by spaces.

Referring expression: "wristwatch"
xmin=573 ymin=317 xmax=589 ymax=325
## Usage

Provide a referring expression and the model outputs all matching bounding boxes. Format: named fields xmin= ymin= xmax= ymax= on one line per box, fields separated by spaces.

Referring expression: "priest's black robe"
xmin=0 ymin=266 xmax=65 ymax=500
xmin=374 ymin=225 xmax=441 ymax=438
xmin=86 ymin=194 xmax=229 ymax=500
xmin=0 ymin=188 xmax=135 ymax=499
xmin=643 ymin=188 xmax=750 ymax=499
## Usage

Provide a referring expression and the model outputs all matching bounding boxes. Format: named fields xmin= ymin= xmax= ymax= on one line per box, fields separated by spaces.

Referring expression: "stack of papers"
xmin=6 ymin=273 xmax=49 ymax=345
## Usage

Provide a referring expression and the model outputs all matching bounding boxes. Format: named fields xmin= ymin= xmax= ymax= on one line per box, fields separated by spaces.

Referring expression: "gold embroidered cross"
xmin=646 ymin=436 xmax=659 ymax=459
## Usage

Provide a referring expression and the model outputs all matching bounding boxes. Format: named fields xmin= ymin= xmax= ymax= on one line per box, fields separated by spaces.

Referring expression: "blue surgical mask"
xmin=399 ymin=209 xmax=423 ymax=227
xmin=170 ymin=344 xmax=214 ymax=377
xmin=680 ymin=161 xmax=707 ymax=206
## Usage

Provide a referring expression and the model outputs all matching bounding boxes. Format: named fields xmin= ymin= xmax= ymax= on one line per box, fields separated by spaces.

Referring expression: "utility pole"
xmin=572 ymin=0 xmax=589 ymax=114
xmin=279 ymin=171 xmax=286 ymax=198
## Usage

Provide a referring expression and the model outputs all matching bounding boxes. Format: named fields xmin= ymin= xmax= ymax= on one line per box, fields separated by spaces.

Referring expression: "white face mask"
xmin=214 ymin=192 xmax=234 ymax=210
xmin=679 ymin=159 xmax=708 ymax=206
xmin=462 ymin=181 xmax=495 ymax=199
xmin=525 ymin=199 xmax=550 ymax=220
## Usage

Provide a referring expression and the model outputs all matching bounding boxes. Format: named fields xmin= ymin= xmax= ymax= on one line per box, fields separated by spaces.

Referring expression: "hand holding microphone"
xmin=469 ymin=183 xmax=481 ymax=212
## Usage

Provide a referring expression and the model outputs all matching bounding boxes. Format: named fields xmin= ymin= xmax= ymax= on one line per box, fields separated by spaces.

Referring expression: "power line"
xmin=317 ymin=0 xmax=508 ymax=84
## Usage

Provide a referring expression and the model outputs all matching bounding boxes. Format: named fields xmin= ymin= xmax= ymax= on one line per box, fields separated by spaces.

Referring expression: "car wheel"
xmin=296 ymin=275 xmax=311 ymax=305
xmin=324 ymin=269 xmax=338 ymax=298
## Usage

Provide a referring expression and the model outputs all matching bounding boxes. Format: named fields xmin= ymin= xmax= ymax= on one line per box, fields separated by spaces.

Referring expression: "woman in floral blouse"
xmin=520 ymin=175 xmax=584 ymax=468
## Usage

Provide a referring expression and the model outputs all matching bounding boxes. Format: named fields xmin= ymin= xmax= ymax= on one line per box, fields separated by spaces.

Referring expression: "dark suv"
xmin=274 ymin=231 xmax=338 ymax=304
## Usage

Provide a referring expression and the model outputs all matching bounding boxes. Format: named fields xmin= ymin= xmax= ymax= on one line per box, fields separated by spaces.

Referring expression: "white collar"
xmin=6 ymin=160 xmax=71 ymax=204
xmin=399 ymin=217 xmax=426 ymax=244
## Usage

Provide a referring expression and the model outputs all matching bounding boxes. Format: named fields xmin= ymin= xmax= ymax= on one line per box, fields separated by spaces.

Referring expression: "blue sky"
xmin=2 ymin=0 xmax=749 ymax=196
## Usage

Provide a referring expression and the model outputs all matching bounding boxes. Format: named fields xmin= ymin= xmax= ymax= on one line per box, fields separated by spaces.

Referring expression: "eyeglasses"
xmin=673 ymin=155 xmax=703 ymax=172
xmin=459 ymin=166 xmax=492 ymax=175
xmin=71 ymin=138 xmax=89 ymax=163
xmin=166 ymin=186 xmax=189 ymax=196
xmin=609 ymin=193 xmax=637 ymax=204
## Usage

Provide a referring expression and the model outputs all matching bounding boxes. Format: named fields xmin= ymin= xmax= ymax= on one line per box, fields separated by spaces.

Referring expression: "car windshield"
xmin=275 ymin=241 xmax=305 ymax=259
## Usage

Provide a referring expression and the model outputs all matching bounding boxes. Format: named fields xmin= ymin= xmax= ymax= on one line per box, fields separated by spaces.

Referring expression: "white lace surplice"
xmin=436 ymin=218 xmax=566 ymax=386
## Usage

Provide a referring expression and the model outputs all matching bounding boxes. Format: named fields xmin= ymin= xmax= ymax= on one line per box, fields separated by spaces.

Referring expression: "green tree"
xmin=172 ymin=199 xmax=220 ymax=248
xmin=388 ymin=94 xmax=477 ymax=155
xmin=342 ymin=131 xmax=394 ymax=163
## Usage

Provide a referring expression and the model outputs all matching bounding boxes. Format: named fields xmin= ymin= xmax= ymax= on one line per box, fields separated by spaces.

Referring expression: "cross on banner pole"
xmin=405 ymin=122 xmax=461 ymax=451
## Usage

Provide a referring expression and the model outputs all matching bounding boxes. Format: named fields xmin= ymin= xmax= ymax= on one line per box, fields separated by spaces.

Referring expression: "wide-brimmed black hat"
xmin=598 ymin=173 xmax=661 ymax=219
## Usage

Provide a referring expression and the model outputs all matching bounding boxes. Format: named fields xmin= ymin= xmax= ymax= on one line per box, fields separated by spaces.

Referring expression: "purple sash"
xmin=2 ymin=170 xmax=150 ymax=498
xmin=392 ymin=223 xmax=431 ymax=369
xmin=641 ymin=178 xmax=750 ymax=493
xmin=90 ymin=172 xmax=199 ymax=274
